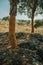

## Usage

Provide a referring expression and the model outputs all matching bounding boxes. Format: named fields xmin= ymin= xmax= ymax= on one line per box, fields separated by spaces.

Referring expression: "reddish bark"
xmin=9 ymin=15 xmax=18 ymax=48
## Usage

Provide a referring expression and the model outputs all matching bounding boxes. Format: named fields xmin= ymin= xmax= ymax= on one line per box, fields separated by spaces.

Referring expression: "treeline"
xmin=34 ymin=20 xmax=43 ymax=28
xmin=18 ymin=19 xmax=43 ymax=28
xmin=2 ymin=16 xmax=9 ymax=21
xmin=1 ymin=16 xmax=43 ymax=28
xmin=18 ymin=20 xmax=30 ymax=24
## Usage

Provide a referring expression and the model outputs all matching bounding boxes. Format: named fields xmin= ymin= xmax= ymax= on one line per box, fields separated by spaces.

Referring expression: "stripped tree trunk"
xmin=31 ymin=10 xmax=34 ymax=33
xmin=31 ymin=0 xmax=38 ymax=33
xmin=9 ymin=15 xmax=18 ymax=48
xmin=9 ymin=0 xmax=18 ymax=48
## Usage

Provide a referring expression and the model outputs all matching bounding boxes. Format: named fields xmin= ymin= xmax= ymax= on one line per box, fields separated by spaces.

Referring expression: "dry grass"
xmin=0 ymin=20 xmax=43 ymax=35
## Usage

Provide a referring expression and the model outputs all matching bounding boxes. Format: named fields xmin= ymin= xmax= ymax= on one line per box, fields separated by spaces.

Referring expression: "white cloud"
xmin=34 ymin=14 xmax=43 ymax=20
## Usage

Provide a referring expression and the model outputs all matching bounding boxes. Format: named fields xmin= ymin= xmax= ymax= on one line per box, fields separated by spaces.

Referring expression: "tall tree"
xmin=18 ymin=0 xmax=43 ymax=33
xmin=9 ymin=0 xmax=19 ymax=48
xmin=27 ymin=0 xmax=38 ymax=33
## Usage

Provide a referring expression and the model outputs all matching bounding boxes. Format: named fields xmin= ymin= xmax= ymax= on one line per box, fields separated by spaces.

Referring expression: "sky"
xmin=0 ymin=0 xmax=43 ymax=20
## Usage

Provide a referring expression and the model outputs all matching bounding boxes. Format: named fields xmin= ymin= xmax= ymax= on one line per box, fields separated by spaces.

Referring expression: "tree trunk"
xmin=9 ymin=15 xmax=18 ymax=48
xmin=31 ymin=10 xmax=34 ymax=33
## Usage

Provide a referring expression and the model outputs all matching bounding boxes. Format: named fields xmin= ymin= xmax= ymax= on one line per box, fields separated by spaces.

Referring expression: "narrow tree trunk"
xmin=9 ymin=15 xmax=18 ymax=48
xmin=31 ymin=10 xmax=34 ymax=33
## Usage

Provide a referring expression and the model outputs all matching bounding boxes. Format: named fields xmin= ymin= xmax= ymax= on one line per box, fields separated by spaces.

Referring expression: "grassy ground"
xmin=0 ymin=20 xmax=43 ymax=35
xmin=0 ymin=20 xmax=43 ymax=65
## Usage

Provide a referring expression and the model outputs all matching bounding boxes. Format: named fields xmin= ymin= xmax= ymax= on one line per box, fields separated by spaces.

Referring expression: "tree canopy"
xmin=9 ymin=0 xmax=43 ymax=33
xmin=18 ymin=0 xmax=43 ymax=18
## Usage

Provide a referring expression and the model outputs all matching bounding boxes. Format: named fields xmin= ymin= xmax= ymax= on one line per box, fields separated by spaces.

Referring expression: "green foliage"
xmin=2 ymin=16 xmax=9 ymax=21
xmin=18 ymin=20 xmax=30 ymax=23
xmin=18 ymin=20 xmax=26 ymax=22
xmin=9 ymin=0 xmax=43 ymax=17
xmin=17 ymin=20 xmax=30 ymax=25
xmin=18 ymin=0 xmax=43 ymax=18
xmin=18 ymin=0 xmax=35 ymax=17
xmin=34 ymin=20 xmax=43 ymax=28
xmin=39 ymin=0 xmax=43 ymax=9
xmin=26 ymin=20 xmax=30 ymax=25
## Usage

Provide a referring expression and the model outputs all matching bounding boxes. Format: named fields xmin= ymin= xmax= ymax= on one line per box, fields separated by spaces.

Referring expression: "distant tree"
xmin=34 ymin=20 xmax=43 ymax=28
xmin=2 ymin=16 xmax=9 ymax=21
xmin=18 ymin=0 xmax=43 ymax=33
xmin=18 ymin=0 xmax=38 ymax=33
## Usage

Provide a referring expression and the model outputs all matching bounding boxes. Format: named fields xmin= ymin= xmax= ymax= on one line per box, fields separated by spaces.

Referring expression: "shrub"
xmin=2 ymin=16 xmax=9 ymax=21
xmin=26 ymin=20 xmax=30 ymax=25
xmin=34 ymin=20 xmax=43 ymax=28
xmin=18 ymin=20 xmax=30 ymax=25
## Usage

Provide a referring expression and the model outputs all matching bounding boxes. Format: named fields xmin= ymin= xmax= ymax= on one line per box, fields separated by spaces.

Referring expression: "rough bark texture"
xmin=31 ymin=10 xmax=34 ymax=33
xmin=9 ymin=0 xmax=18 ymax=48
xmin=9 ymin=15 xmax=18 ymax=48
xmin=31 ymin=0 xmax=38 ymax=33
